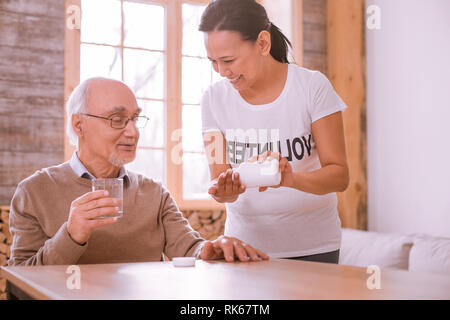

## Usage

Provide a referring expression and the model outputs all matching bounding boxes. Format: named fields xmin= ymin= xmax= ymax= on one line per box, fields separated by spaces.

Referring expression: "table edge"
xmin=1 ymin=266 xmax=63 ymax=300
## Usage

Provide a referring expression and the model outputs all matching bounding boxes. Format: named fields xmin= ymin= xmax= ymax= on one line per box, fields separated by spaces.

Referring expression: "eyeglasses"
xmin=81 ymin=113 xmax=149 ymax=129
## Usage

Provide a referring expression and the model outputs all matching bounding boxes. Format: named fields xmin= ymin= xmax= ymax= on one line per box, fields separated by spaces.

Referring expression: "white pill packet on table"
xmin=172 ymin=257 xmax=196 ymax=267
xmin=235 ymin=158 xmax=281 ymax=188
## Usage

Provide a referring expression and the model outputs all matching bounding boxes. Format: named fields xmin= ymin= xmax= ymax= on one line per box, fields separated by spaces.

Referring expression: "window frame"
xmin=166 ymin=0 xmax=223 ymax=210
xmin=64 ymin=0 xmax=302 ymax=211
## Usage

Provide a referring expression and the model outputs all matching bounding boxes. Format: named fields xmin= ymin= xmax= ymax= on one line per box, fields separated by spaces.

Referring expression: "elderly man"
xmin=8 ymin=77 xmax=268 ymax=266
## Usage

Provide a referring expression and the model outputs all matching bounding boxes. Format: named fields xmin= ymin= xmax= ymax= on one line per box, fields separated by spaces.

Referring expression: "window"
xmin=181 ymin=3 xmax=222 ymax=200
xmin=65 ymin=0 xmax=224 ymax=210
xmin=65 ymin=0 xmax=300 ymax=210
xmin=79 ymin=0 xmax=166 ymax=184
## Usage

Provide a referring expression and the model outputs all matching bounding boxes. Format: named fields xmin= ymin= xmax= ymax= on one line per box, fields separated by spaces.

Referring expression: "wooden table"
xmin=1 ymin=259 xmax=450 ymax=300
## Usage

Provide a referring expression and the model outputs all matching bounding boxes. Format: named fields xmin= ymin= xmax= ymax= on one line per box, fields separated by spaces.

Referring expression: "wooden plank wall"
xmin=0 ymin=1 xmax=65 ymax=205
xmin=302 ymin=0 xmax=327 ymax=74
xmin=327 ymin=0 xmax=366 ymax=230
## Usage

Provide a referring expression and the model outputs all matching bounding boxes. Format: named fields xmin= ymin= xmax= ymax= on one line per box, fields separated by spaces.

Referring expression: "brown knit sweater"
xmin=8 ymin=162 xmax=204 ymax=265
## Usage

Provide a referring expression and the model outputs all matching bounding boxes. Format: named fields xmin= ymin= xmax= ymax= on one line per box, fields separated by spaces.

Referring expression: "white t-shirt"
xmin=201 ymin=64 xmax=347 ymax=258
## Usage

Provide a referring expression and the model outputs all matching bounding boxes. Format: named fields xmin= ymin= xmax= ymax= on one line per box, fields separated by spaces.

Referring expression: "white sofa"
xmin=339 ymin=228 xmax=450 ymax=276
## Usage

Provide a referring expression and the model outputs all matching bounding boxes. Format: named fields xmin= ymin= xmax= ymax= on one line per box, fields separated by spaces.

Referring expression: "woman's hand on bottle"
xmin=248 ymin=151 xmax=294 ymax=192
xmin=208 ymin=168 xmax=246 ymax=203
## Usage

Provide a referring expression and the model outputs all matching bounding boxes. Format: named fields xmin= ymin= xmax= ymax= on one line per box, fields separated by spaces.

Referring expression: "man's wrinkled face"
xmin=81 ymin=80 xmax=141 ymax=167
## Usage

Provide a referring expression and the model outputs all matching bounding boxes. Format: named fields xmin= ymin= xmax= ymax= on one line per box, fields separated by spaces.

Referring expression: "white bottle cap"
xmin=236 ymin=158 xmax=281 ymax=188
xmin=172 ymin=257 xmax=196 ymax=267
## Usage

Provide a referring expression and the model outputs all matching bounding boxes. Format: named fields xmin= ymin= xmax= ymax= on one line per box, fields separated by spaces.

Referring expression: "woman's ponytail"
xmin=268 ymin=22 xmax=292 ymax=64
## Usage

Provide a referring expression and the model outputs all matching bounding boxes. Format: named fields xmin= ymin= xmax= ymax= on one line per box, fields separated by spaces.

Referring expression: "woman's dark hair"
xmin=199 ymin=0 xmax=292 ymax=64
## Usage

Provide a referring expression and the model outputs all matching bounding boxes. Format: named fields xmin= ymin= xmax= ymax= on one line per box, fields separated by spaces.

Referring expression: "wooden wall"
xmin=302 ymin=0 xmax=367 ymax=230
xmin=302 ymin=0 xmax=327 ymax=75
xmin=327 ymin=0 xmax=366 ymax=230
xmin=0 ymin=1 xmax=65 ymax=205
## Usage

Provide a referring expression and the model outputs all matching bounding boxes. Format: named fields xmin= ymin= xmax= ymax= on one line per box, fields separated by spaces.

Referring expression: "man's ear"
xmin=72 ymin=114 xmax=83 ymax=138
xmin=256 ymin=30 xmax=271 ymax=56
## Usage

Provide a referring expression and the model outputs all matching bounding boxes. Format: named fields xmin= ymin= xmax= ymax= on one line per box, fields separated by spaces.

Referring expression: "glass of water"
xmin=92 ymin=178 xmax=123 ymax=219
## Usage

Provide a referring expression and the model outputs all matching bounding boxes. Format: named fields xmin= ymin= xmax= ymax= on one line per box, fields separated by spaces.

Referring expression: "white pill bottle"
xmin=235 ymin=158 xmax=281 ymax=188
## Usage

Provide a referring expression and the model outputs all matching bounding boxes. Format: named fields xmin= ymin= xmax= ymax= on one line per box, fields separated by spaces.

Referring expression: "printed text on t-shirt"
xmin=226 ymin=134 xmax=312 ymax=164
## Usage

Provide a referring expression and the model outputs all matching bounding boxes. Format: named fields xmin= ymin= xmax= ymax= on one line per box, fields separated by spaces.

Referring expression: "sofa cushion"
xmin=339 ymin=228 xmax=413 ymax=269
xmin=408 ymin=234 xmax=450 ymax=276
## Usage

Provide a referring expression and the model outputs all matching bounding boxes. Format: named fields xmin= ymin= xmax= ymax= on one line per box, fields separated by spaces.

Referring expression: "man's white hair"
xmin=65 ymin=78 xmax=92 ymax=147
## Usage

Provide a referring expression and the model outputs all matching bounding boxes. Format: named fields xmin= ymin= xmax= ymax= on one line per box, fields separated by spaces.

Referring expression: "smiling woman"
xmin=198 ymin=0 xmax=349 ymax=262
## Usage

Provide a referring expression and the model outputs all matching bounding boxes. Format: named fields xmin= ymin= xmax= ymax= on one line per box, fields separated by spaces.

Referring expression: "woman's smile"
xmin=229 ymin=74 xmax=242 ymax=85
